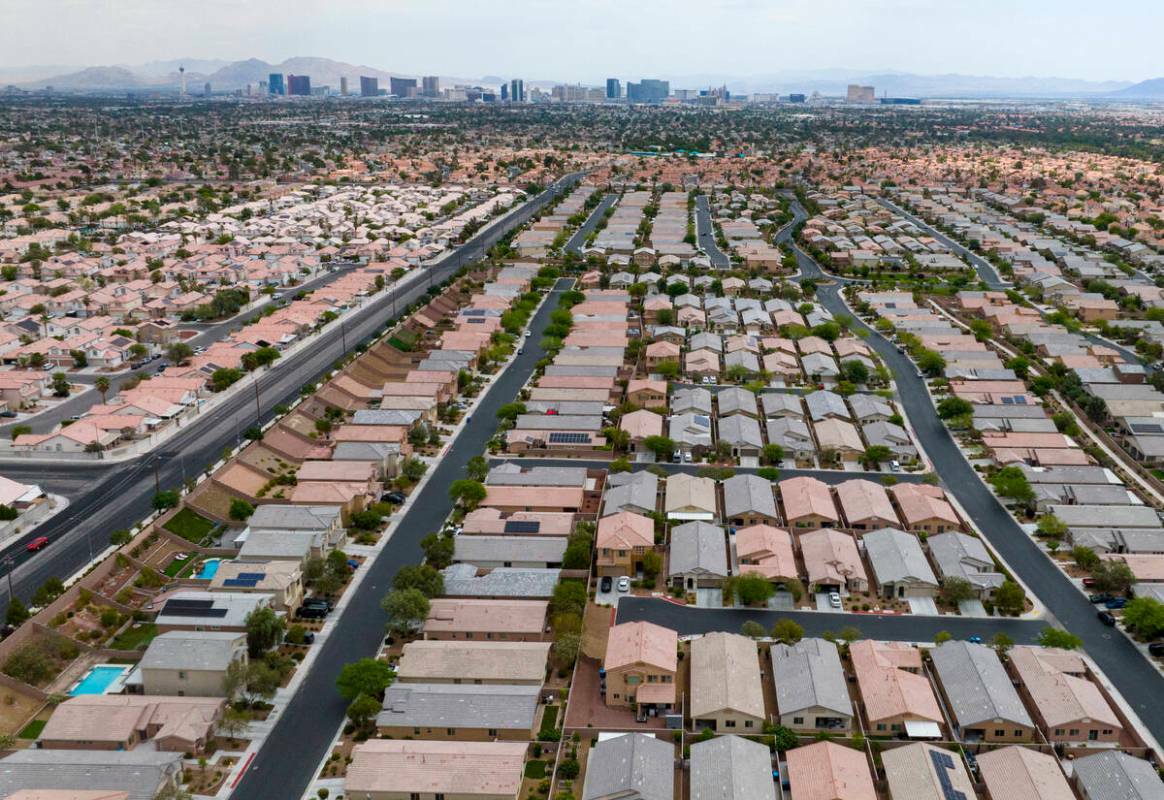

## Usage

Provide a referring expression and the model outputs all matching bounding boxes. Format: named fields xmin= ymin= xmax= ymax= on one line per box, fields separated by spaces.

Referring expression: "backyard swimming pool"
xmin=196 ymin=558 xmax=222 ymax=580
xmin=69 ymin=664 xmax=130 ymax=696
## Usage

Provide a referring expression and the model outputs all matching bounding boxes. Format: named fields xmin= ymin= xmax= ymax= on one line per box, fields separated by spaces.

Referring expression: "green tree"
xmin=336 ymin=658 xmax=395 ymax=701
xmin=94 ymin=375 xmax=111 ymax=403
xmin=228 ymin=498 xmax=255 ymax=521
xmin=393 ymin=564 xmax=444 ymax=598
xmin=346 ymin=692 xmax=382 ymax=729
xmin=5 ymin=599 xmax=29 ymax=627
xmin=152 ymin=491 xmax=179 ymax=510
xmin=1036 ymin=514 xmax=1068 ymax=539
xmin=863 ymin=445 xmax=892 ymax=467
xmin=842 ymin=359 xmax=869 ymax=384
xmin=939 ymin=576 xmax=976 ymax=605
xmin=933 ymin=631 xmax=953 ymax=645
xmin=1072 ymin=546 xmax=1100 ymax=571
xmin=937 ymin=396 xmax=974 ymax=420
xmin=50 ymin=372 xmax=70 ymax=397
xmin=496 ymin=402 xmax=526 ymax=421
xmin=1036 ymin=628 xmax=1083 ymax=650
xmin=916 ymin=349 xmax=946 ymax=376
xmin=761 ymin=444 xmax=784 ymax=465
xmin=641 ymin=436 xmax=676 ymax=460
xmin=990 ymin=632 xmax=1014 ymax=657
xmin=989 ymin=466 xmax=1034 ymax=504
xmin=244 ymin=607 xmax=286 ymax=657
xmin=1123 ymin=597 xmax=1164 ymax=639
xmin=740 ymin=620 xmax=766 ymax=639
xmin=768 ymin=724 xmax=799 ymax=752
xmin=771 ymin=618 xmax=804 ymax=644
xmin=641 ymin=550 xmax=662 ymax=582
xmin=448 ymin=479 xmax=486 ymax=509
xmin=1091 ymin=560 xmax=1136 ymax=595
xmin=725 ymin=573 xmax=775 ymax=606
xmin=380 ymin=588 xmax=431 ymax=635
xmin=166 ymin=342 xmax=194 ymax=366
xmin=466 ymin=455 xmax=489 ymax=482
xmin=551 ymin=581 xmax=587 ymax=618
xmin=993 ymin=580 xmax=1026 ymax=616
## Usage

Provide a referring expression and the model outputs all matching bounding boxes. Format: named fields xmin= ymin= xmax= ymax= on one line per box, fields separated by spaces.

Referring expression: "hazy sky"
xmin=2 ymin=0 xmax=1159 ymax=82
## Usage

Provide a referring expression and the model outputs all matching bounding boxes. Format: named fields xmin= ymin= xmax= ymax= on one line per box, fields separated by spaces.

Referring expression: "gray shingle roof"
xmin=248 ymin=504 xmax=341 ymax=532
xmin=863 ymin=528 xmax=938 ymax=588
xmin=487 ymin=463 xmax=589 ymax=487
xmin=440 ymin=563 xmax=561 ymax=598
xmin=717 ymin=415 xmax=764 ymax=449
xmin=582 ymin=733 xmax=674 ymax=800
xmin=770 ymin=638 xmax=851 ymax=718
xmin=668 ymin=522 xmax=728 ymax=578
xmin=930 ymin=641 xmax=1033 ymax=730
xmin=690 ymin=735 xmax=777 ymax=800
xmin=377 ymin=682 xmax=540 ymax=731
xmin=927 ymin=533 xmax=1004 ymax=591
xmin=722 ymin=474 xmax=778 ymax=521
xmin=1074 ymin=751 xmax=1164 ymax=800
xmin=139 ymin=630 xmax=245 ymax=672
xmin=0 ymin=749 xmax=182 ymax=800
xmin=453 ymin=536 xmax=568 ymax=565
xmin=716 ymin=387 xmax=758 ymax=417
xmin=805 ymin=390 xmax=849 ymax=421
xmin=603 ymin=470 xmax=659 ymax=516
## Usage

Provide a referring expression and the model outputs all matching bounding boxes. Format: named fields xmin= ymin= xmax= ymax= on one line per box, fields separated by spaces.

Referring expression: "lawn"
xmin=541 ymin=704 xmax=559 ymax=731
xmin=18 ymin=719 xmax=44 ymax=739
xmin=523 ymin=760 xmax=547 ymax=779
xmin=164 ymin=507 xmax=217 ymax=544
xmin=110 ymin=622 xmax=159 ymax=651
xmin=1153 ymin=469 xmax=1164 ymax=481
xmin=163 ymin=555 xmax=197 ymax=578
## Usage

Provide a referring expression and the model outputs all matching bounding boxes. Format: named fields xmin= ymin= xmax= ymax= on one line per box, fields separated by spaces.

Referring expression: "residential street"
xmin=694 ymin=194 xmax=730 ymax=268
xmin=230 ymin=277 xmax=575 ymax=800
xmin=566 ymin=194 xmax=617 ymax=253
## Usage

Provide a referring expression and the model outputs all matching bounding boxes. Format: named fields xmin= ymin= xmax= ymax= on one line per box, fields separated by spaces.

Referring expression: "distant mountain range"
xmin=5 ymin=57 xmax=1164 ymax=100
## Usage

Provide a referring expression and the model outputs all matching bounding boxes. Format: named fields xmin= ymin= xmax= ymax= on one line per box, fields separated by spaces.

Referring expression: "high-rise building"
xmin=846 ymin=84 xmax=875 ymax=103
xmin=788 ymin=93 xmax=806 ymax=103
xmin=626 ymin=79 xmax=669 ymax=103
xmin=390 ymin=77 xmax=418 ymax=97
xmin=339 ymin=77 xmax=348 ymax=96
xmin=268 ymin=73 xmax=285 ymax=96
xmin=499 ymin=82 xmax=508 ymax=101
xmin=360 ymin=76 xmax=379 ymax=97
xmin=287 ymin=74 xmax=311 ymax=96
xmin=422 ymin=76 xmax=440 ymax=97
xmin=203 ymin=82 xmax=211 ymax=97
xmin=509 ymin=79 xmax=524 ymax=103
xmin=606 ymin=78 xmax=621 ymax=99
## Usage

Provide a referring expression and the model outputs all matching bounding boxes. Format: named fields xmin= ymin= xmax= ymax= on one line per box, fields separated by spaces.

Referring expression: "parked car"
xmin=382 ymin=491 xmax=406 ymax=504
xmin=599 ymin=576 xmax=612 ymax=593
xmin=516 ymin=348 xmax=524 ymax=355
xmin=1105 ymin=598 xmax=1127 ymax=610
xmin=1097 ymin=611 xmax=1117 ymax=626
xmin=828 ymin=592 xmax=842 ymax=609
xmin=295 ymin=605 xmax=328 ymax=620
xmin=285 ymin=631 xmax=316 ymax=646
xmin=1149 ymin=642 xmax=1164 ymax=658
xmin=1089 ymin=593 xmax=1115 ymax=604
xmin=967 ymin=635 xmax=983 ymax=644
xmin=0 ymin=410 xmax=16 ymax=418
xmin=1082 ymin=577 xmax=1097 ymax=587
xmin=616 ymin=577 xmax=630 ymax=593
xmin=302 ymin=597 xmax=333 ymax=611
xmin=25 ymin=536 xmax=49 ymax=553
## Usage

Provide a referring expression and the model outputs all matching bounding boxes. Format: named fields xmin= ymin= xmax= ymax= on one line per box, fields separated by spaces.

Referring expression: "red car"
xmin=1082 ymin=577 xmax=1097 ymax=587
xmin=25 ymin=536 xmax=49 ymax=553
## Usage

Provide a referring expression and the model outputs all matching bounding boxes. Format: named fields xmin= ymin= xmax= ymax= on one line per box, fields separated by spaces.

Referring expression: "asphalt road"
xmin=566 ymin=194 xmax=617 ymax=254
xmin=0 ymin=174 xmax=583 ymax=615
xmin=616 ymin=597 xmax=1044 ymax=642
xmin=694 ymin=194 xmax=730 ymax=268
xmin=782 ymin=217 xmax=1164 ymax=745
xmin=0 ymin=263 xmax=363 ymax=436
xmin=231 ymin=277 xmax=575 ymax=800
xmin=875 ymin=196 xmax=1010 ymax=288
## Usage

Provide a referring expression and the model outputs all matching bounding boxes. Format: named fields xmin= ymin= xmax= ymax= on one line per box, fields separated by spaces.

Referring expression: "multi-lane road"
xmin=0 ymin=173 xmax=582 ymax=617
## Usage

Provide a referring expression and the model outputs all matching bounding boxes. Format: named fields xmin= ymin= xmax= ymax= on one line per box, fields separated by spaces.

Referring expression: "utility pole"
xmin=153 ymin=456 xmax=160 ymax=495
xmin=340 ymin=319 xmax=347 ymax=354
xmin=253 ymin=375 xmax=262 ymax=423
xmin=2 ymin=554 xmax=13 ymax=599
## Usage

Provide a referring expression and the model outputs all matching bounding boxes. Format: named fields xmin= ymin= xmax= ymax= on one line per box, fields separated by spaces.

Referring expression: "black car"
xmin=1089 ymin=593 xmax=1114 ymax=604
xmin=284 ymin=631 xmax=316 ymax=646
xmin=295 ymin=605 xmax=328 ymax=620
xmin=1097 ymin=611 xmax=1117 ymax=627
xmin=382 ymin=491 xmax=407 ymax=505
xmin=1149 ymin=642 xmax=1164 ymax=657
xmin=600 ymin=576 xmax=612 ymax=593
xmin=302 ymin=597 xmax=333 ymax=610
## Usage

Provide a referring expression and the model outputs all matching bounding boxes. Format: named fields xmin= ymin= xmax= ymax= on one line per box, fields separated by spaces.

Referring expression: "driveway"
xmin=907 ymin=597 xmax=940 ymax=616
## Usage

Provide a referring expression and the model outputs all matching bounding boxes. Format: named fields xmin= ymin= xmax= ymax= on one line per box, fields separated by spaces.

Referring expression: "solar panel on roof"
xmin=548 ymin=432 xmax=591 ymax=444
xmin=504 ymin=520 xmax=541 ymax=533
xmin=929 ymin=749 xmax=967 ymax=800
xmin=1131 ymin=423 xmax=1164 ymax=434
xmin=237 ymin=572 xmax=267 ymax=580
xmin=161 ymin=604 xmax=228 ymax=618
xmin=223 ymin=578 xmax=261 ymax=588
xmin=163 ymin=599 xmax=215 ymax=610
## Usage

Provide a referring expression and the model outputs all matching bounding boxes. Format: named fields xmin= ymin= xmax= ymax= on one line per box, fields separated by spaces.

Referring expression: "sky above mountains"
xmin=3 ymin=0 xmax=1160 ymax=83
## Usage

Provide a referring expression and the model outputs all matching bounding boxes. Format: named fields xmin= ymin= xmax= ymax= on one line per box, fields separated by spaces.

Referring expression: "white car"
xmin=828 ymin=592 xmax=842 ymax=609
xmin=616 ymin=577 xmax=630 ymax=593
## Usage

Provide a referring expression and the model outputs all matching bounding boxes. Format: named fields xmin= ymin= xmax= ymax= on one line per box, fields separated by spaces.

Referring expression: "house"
xmin=1007 ymin=646 xmax=1122 ymax=744
xmin=771 ymin=638 xmax=852 ymax=733
xmin=800 ymin=529 xmax=868 ymax=592
xmin=0 ymin=751 xmax=183 ymax=800
xmin=849 ymin=640 xmax=942 ymax=736
xmin=452 ymin=535 xmax=567 ymax=568
xmin=882 ymin=743 xmax=975 ymax=800
xmin=664 ymin=473 xmax=717 ymax=521
xmin=717 ymin=415 xmax=764 ymax=459
xmin=208 ymin=559 xmax=304 ymax=613
xmin=761 ymin=392 xmax=804 ymax=419
xmin=672 ymin=387 xmax=713 ymax=415
xmin=244 ymin=504 xmax=344 ymax=552
xmin=376 ymin=682 xmax=541 ymax=741
xmin=439 ymin=564 xmax=561 ymax=599
xmin=735 ymin=525 xmax=797 ymax=583
xmin=422 ymin=598 xmax=550 ymax=642
xmin=927 ymin=532 xmax=1005 ymax=599
xmin=689 ymin=632 xmax=765 ymax=732
xmin=582 ymin=733 xmax=674 ymax=800
xmin=644 ymin=340 xmax=680 ymax=370
xmin=621 ymin=408 xmax=664 ymax=447
xmin=834 ymin=479 xmax=899 ymax=531
xmin=668 ymin=412 xmax=713 ymax=458
xmin=813 ymin=418 xmax=865 ymax=462
xmin=891 ymin=483 xmax=960 ymax=534
xmin=603 ymin=470 xmax=659 ymax=516
xmin=849 ymin=393 xmax=894 ymax=423
xmin=668 ymin=521 xmax=729 ymax=590
xmin=345 ymin=740 xmax=527 ymax=800
xmin=1074 ymin=751 xmax=1164 ymax=800
xmin=766 ymin=417 xmax=816 ymax=463
xmin=805 ymin=390 xmax=850 ymax=422
xmin=862 ymin=528 xmax=939 ymax=599
xmin=38 ymin=695 xmax=223 ymax=753
xmin=153 ymin=591 xmax=274 ymax=633
xmin=597 ymin=511 xmax=656 ymax=576
xmin=977 ymin=746 xmax=1073 ymax=800
xmin=785 ymin=741 xmax=876 ymax=800
xmin=722 ymin=474 xmax=779 ymax=528
xmin=690 ymin=735 xmax=776 ymax=800
xmin=603 ymin=621 xmax=677 ymax=709
xmin=717 ymin=386 xmax=759 ymax=418
xmin=780 ymin=476 xmax=839 ymax=528
xmin=136 ymin=631 xmax=247 ymax=697
xmin=627 ymin=378 xmax=668 ymax=410
xmin=394 ymin=640 xmax=550 ymax=685
xmin=930 ymin=641 xmax=1035 ymax=742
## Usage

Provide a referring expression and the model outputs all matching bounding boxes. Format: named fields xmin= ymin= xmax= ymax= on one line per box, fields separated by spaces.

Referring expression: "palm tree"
xmin=94 ymin=376 xmax=111 ymax=403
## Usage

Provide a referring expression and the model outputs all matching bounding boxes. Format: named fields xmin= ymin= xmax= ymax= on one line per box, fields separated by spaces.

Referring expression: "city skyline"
xmin=2 ymin=0 xmax=1163 ymax=83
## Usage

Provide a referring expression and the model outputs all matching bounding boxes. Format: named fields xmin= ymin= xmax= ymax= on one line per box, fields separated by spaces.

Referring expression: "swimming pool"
xmin=196 ymin=558 xmax=221 ymax=580
xmin=70 ymin=664 xmax=130 ymax=696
